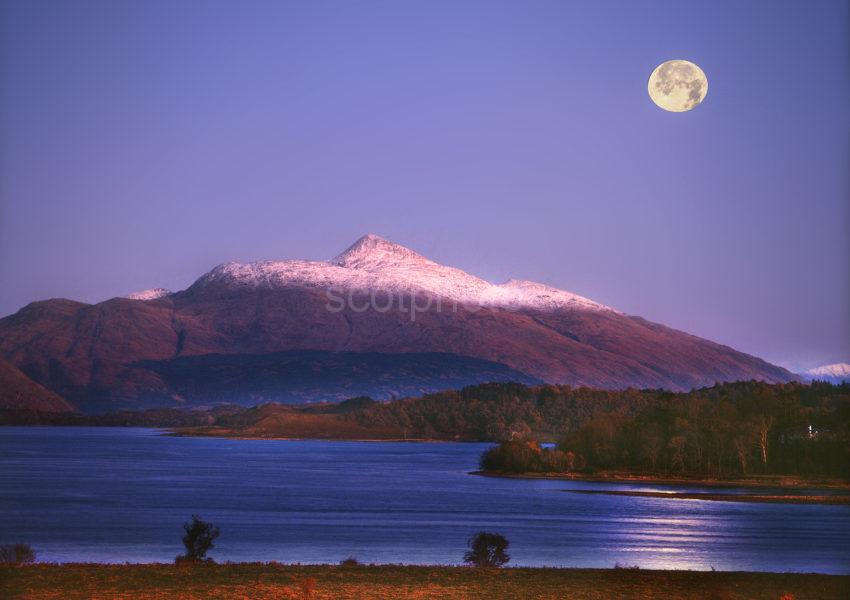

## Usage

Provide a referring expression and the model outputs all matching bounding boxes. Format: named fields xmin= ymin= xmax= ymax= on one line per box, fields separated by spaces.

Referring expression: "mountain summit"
xmin=191 ymin=235 xmax=609 ymax=312
xmin=333 ymin=234 xmax=433 ymax=269
xmin=805 ymin=363 xmax=850 ymax=384
xmin=0 ymin=235 xmax=796 ymax=412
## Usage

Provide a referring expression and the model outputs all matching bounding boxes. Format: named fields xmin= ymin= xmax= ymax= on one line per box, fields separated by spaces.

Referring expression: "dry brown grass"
xmin=1 ymin=563 xmax=848 ymax=600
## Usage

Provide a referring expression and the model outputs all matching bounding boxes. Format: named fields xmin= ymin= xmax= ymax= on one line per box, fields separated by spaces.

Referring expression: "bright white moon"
xmin=648 ymin=60 xmax=708 ymax=112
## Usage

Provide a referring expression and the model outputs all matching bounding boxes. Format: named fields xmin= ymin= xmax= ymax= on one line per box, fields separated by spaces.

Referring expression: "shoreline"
xmin=563 ymin=489 xmax=850 ymax=505
xmin=168 ymin=428 xmax=461 ymax=443
xmin=3 ymin=561 xmax=847 ymax=573
xmin=472 ymin=470 xmax=850 ymax=491
xmin=9 ymin=426 xmax=847 ymax=492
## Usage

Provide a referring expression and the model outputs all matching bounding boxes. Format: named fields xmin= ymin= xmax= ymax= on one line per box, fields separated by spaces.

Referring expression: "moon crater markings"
xmin=648 ymin=60 xmax=708 ymax=112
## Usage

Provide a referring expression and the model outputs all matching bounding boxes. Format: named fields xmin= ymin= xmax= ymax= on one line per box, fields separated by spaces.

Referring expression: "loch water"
xmin=1 ymin=427 xmax=848 ymax=573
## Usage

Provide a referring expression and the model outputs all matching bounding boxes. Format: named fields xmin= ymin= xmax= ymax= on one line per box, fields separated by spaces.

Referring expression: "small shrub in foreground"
xmin=464 ymin=532 xmax=510 ymax=568
xmin=176 ymin=515 xmax=220 ymax=563
xmin=0 ymin=543 xmax=36 ymax=565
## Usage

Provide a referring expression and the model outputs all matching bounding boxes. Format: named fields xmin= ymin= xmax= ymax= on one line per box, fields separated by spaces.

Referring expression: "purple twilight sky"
xmin=1 ymin=0 xmax=848 ymax=373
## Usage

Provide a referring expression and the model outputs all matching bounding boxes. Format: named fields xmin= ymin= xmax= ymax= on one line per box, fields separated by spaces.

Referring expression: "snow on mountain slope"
xmin=0 ymin=234 xmax=797 ymax=411
xmin=805 ymin=363 xmax=850 ymax=382
xmin=191 ymin=234 xmax=611 ymax=312
xmin=125 ymin=288 xmax=172 ymax=301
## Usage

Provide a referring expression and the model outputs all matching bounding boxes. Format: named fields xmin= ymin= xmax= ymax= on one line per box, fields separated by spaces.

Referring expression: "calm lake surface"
xmin=1 ymin=427 xmax=848 ymax=573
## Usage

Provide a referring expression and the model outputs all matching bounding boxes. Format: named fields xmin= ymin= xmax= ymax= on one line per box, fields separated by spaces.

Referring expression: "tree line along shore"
xmin=3 ymin=380 xmax=848 ymax=486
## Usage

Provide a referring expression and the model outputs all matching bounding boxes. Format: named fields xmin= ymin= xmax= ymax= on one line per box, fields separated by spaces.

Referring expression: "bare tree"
xmin=642 ymin=431 xmax=662 ymax=471
xmin=733 ymin=436 xmax=749 ymax=474
xmin=757 ymin=415 xmax=774 ymax=467
xmin=668 ymin=436 xmax=686 ymax=473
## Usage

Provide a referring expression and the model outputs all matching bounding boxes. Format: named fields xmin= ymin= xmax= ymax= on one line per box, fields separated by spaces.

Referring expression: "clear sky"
xmin=1 ymin=0 xmax=847 ymax=372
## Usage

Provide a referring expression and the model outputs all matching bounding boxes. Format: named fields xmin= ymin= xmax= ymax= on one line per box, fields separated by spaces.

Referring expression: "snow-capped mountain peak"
xmin=333 ymin=234 xmax=433 ymax=270
xmin=805 ymin=363 xmax=850 ymax=383
xmin=125 ymin=288 xmax=171 ymax=301
xmin=189 ymin=235 xmax=612 ymax=313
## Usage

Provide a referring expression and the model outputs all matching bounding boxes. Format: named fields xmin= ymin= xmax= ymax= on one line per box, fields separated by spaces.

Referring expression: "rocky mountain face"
xmin=0 ymin=235 xmax=795 ymax=413
xmin=135 ymin=351 xmax=541 ymax=409
xmin=0 ymin=357 xmax=75 ymax=412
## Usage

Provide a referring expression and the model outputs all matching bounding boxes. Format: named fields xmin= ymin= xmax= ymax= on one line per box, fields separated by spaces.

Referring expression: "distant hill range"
xmin=0 ymin=234 xmax=795 ymax=413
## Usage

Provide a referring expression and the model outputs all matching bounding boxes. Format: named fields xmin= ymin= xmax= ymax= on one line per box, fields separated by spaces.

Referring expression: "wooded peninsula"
xmin=3 ymin=381 xmax=848 ymax=485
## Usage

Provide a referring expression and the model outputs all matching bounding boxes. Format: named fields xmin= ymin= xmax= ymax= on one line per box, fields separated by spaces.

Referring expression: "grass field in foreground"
xmin=2 ymin=564 xmax=849 ymax=600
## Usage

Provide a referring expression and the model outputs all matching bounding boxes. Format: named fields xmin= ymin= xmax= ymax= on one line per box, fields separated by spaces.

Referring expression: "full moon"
xmin=648 ymin=59 xmax=708 ymax=112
